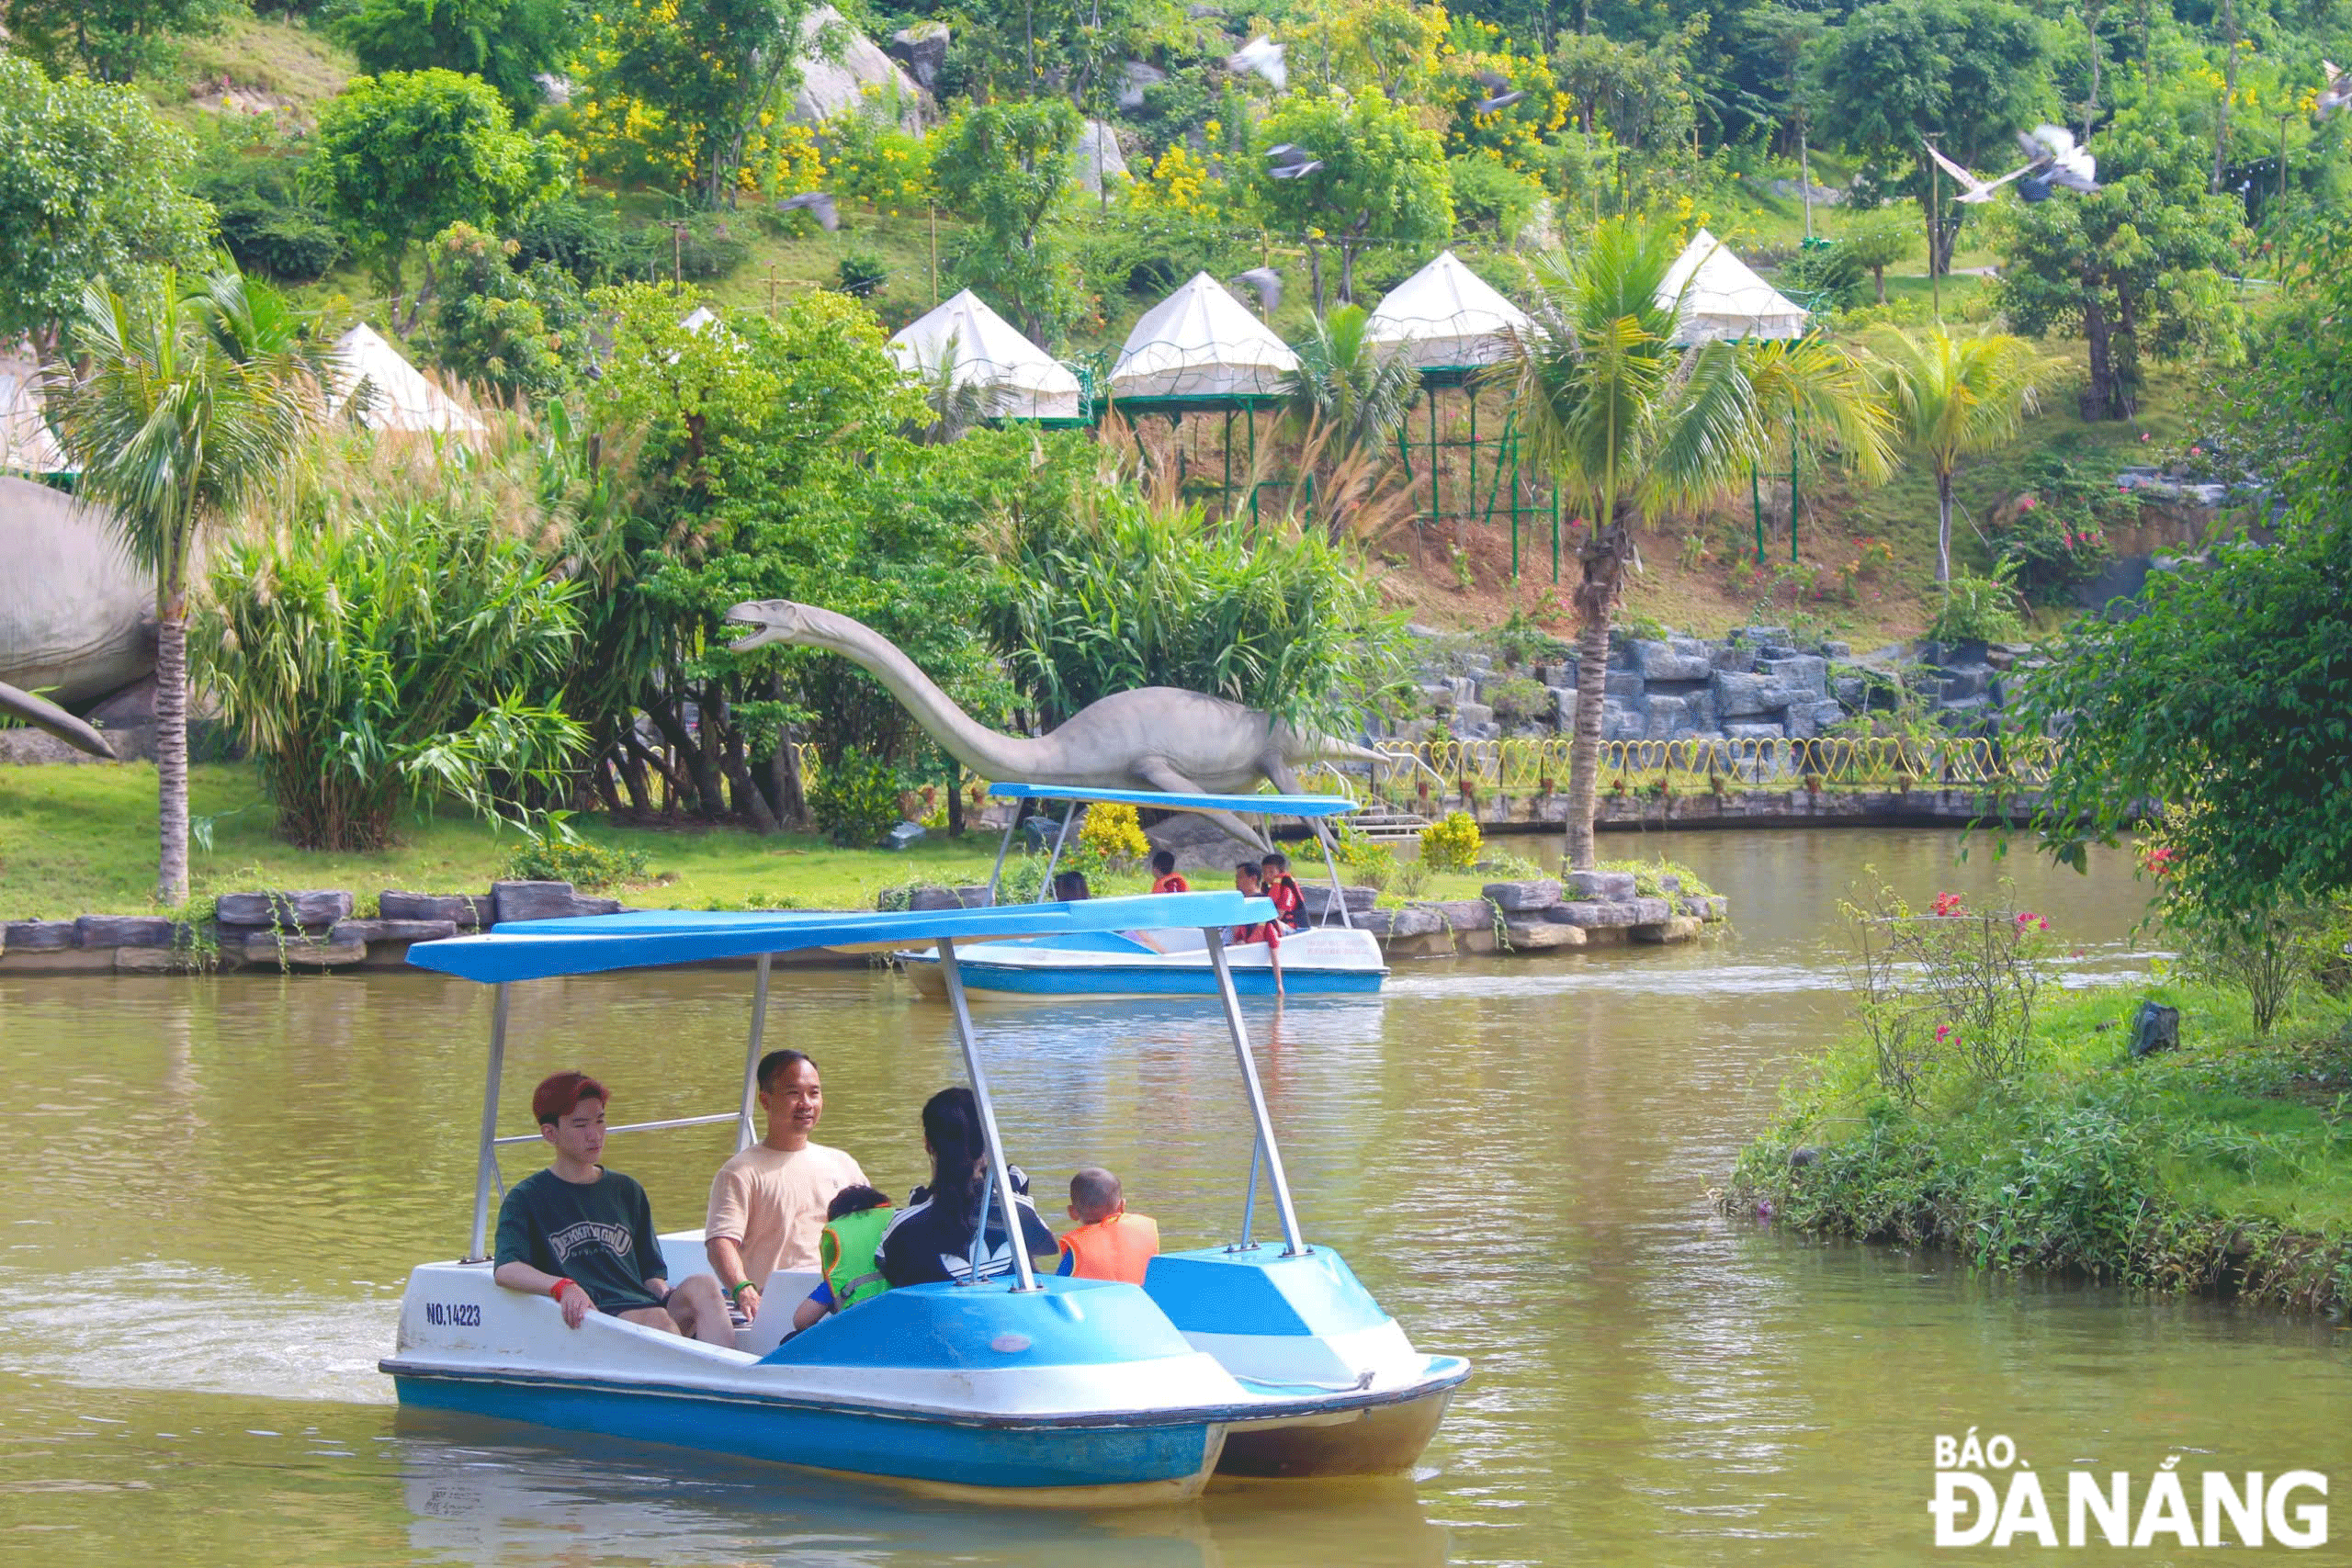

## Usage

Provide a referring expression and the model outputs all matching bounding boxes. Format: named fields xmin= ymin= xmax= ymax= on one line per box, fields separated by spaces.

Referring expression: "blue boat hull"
xmin=393 ymin=1372 xmax=1225 ymax=1501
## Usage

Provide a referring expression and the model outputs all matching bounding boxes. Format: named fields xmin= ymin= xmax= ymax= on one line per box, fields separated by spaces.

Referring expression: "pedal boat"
xmin=898 ymin=784 xmax=1389 ymax=999
xmin=388 ymin=895 xmax=1466 ymax=1505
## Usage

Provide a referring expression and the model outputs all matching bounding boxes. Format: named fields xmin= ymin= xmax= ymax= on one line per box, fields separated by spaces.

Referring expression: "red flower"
xmin=1931 ymin=892 xmax=1964 ymax=917
xmin=2018 ymin=495 xmax=2038 ymax=511
xmin=1935 ymin=1023 xmax=1952 ymax=1043
xmin=2013 ymin=910 xmax=2050 ymax=931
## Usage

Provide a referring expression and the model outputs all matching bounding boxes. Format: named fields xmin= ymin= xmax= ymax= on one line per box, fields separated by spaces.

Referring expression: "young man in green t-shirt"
xmin=492 ymin=1071 xmax=733 ymax=1346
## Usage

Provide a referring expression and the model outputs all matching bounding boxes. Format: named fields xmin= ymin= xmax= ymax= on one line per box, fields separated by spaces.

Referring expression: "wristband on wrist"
xmin=549 ymin=1277 xmax=580 ymax=1303
xmin=727 ymin=1280 xmax=757 ymax=1303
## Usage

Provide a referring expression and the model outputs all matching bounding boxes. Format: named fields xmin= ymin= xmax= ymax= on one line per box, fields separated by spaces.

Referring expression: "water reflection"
xmin=3 ymin=829 xmax=2344 ymax=1567
xmin=396 ymin=1413 xmax=1449 ymax=1568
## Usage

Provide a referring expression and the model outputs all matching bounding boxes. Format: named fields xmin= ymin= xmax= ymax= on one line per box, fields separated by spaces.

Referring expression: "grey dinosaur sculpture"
xmin=726 ymin=598 xmax=1383 ymax=849
xmin=1 ymin=475 xmax=152 ymax=759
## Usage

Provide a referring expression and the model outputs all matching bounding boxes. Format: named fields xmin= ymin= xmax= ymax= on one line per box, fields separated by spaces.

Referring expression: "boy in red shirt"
xmin=1149 ymin=849 xmax=1189 ymax=893
xmin=1260 ymin=851 xmax=1307 ymax=931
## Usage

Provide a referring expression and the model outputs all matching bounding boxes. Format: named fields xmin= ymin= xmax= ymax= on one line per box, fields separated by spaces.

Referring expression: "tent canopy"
xmin=329 ymin=324 xmax=484 ymax=434
xmin=1364 ymin=250 xmax=1531 ymax=369
xmin=0 ymin=353 xmax=69 ymax=475
xmin=1657 ymin=230 xmax=1809 ymax=344
xmin=888 ymin=289 xmax=1083 ymax=421
xmin=1109 ymin=272 xmax=1298 ymax=404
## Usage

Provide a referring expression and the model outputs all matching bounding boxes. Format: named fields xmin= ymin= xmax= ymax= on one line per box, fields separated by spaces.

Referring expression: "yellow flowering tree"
xmin=572 ymin=0 xmax=816 ymax=206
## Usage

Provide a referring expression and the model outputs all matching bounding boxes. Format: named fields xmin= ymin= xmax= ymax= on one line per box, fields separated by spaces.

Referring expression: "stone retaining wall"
xmin=0 ymin=880 xmax=619 ymax=975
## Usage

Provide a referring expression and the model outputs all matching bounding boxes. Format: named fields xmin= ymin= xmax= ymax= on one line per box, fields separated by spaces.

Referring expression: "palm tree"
xmin=45 ymin=268 xmax=321 ymax=903
xmin=1865 ymin=325 xmax=2048 ymax=584
xmin=904 ymin=332 xmax=1014 ymax=446
xmin=1281 ymin=304 xmax=1419 ymax=460
xmin=1495 ymin=220 xmax=1891 ymax=869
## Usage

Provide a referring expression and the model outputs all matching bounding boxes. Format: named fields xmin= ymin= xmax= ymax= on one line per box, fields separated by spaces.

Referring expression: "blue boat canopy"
xmin=989 ymin=783 xmax=1359 ymax=818
xmin=407 ymin=892 xmax=1272 ymax=985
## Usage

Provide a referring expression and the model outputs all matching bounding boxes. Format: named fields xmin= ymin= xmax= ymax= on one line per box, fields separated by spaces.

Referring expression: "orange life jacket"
xmin=1151 ymin=873 xmax=1190 ymax=894
xmin=1057 ymin=1212 xmax=1160 ymax=1285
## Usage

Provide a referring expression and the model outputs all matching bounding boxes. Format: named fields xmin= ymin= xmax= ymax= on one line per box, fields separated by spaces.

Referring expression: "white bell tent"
xmin=1108 ymin=272 xmax=1298 ymax=403
xmin=888 ymin=289 xmax=1084 ymax=422
xmin=1364 ymin=251 xmax=1531 ymax=372
xmin=0 ymin=353 xmax=69 ymax=475
xmin=328 ymin=324 xmax=484 ymax=434
xmin=1657 ymin=229 xmax=1809 ymax=344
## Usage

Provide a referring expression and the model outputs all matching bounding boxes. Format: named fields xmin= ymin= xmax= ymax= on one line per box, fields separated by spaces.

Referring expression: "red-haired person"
xmin=492 ymin=1071 xmax=733 ymax=1346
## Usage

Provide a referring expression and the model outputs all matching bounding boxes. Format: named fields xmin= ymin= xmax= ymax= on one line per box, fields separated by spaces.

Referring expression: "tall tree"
xmin=1865 ymin=325 xmax=2049 ymax=582
xmin=1250 ymin=89 xmax=1453 ymax=304
xmin=933 ymin=99 xmax=1084 ymax=345
xmin=308 ymin=70 xmax=566 ymax=328
xmin=0 ymin=56 xmax=215 ymax=357
xmin=581 ymin=0 xmax=814 ymax=209
xmin=1811 ymin=0 xmax=2055 ymax=275
xmin=3 ymin=0 xmax=232 ymax=84
xmin=1498 ymin=220 xmax=1891 ymax=868
xmin=1990 ymin=98 xmax=2247 ymax=420
xmin=330 ymin=0 xmax=576 ymax=120
xmin=44 ymin=270 xmax=321 ymax=904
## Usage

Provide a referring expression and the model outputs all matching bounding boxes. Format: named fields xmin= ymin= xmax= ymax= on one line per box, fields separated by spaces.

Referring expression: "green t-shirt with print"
xmin=493 ymin=1166 xmax=668 ymax=1314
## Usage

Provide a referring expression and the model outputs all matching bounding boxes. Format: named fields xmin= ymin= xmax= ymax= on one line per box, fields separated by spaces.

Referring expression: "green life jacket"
xmin=820 ymin=1206 xmax=894 ymax=1312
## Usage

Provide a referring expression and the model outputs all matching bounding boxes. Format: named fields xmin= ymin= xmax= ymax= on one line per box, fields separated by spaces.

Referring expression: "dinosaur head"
xmin=724 ymin=599 xmax=819 ymax=651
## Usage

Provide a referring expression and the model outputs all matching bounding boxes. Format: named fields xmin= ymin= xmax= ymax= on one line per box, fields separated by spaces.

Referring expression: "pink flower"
xmin=1931 ymin=892 xmax=1964 ymax=917
xmin=2018 ymin=495 xmax=2038 ymax=511
xmin=1935 ymin=1023 xmax=1952 ymax=1043
xmin=2140 ymin=432 xmax=2152 ymax=441
xmin=2014 ymin=910 xmax=2050 ymax=931
xmin=2189 ymin=446 xmax=2203 ymax=457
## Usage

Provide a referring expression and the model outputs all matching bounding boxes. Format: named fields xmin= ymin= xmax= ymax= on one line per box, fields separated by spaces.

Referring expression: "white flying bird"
xmin=1925 ymin=142 xmax=2029 ymax=204
xmin=2013 ymin=124 xmax=2100 ymax=199
xmin=776 ymin=190 xmax=839 ymax=231
xmin=1227 ymin=35 xmax=1286 ymax=89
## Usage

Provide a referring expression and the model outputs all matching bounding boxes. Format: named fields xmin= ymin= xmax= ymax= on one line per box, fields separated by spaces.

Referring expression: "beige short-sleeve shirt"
xmin=705 ymin=1141 xmax=867 ymax=1286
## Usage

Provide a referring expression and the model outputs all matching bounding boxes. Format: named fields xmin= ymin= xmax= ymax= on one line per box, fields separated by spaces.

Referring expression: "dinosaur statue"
xmin=2 ymin=475 xmax=150 ymax=760
xmin=726 ymin=598 xmax=1384 ymax=850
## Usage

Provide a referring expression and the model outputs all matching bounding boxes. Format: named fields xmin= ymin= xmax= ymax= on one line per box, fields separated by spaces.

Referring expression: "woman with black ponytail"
xmin=874 ymin=1086 xmax=1057 ymax=1288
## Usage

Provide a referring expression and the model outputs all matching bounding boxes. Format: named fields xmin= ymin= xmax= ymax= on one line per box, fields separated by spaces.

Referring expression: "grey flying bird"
xmin=1231 ymin=267 xmax=1283 ymax=316
xmin=2317 ymin=60 xmax=2350 ymax=118
xmin=776 ymin=191 xmax=839 ymax=231
xmin=1265 ymin=144 xmax=1323 ymax=178
xmin=1476 ymin=90 xmax=1527 ymax=112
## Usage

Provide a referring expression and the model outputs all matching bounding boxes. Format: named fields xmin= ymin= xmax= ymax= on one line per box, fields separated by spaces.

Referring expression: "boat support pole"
xmin=938 ymin=938 xmax=1040 ymax=1291
xmin=465 ymin=983 xmax=512 ymax=1262
xmin=1203 ymin=929 xmax=1306 ymax=1256
xmin=735 ymin=953 xmax=772 ymax=1153
xmin=1317 ymin=821 xmax=1352 ymax=930
xmin=1038 ymin=802 xmax=1077 ymax=896
xmin=982 ymin=816 xmax=1018 ymax=907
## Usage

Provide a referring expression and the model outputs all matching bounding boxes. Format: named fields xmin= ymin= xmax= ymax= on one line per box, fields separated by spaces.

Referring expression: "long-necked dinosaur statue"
xmin=726 ymin=598 xmax=1384 ymax=849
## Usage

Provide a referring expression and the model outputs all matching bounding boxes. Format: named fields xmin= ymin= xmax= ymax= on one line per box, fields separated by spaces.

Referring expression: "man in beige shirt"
xmin=705 ymin=1049 xmax=865 ymax=1325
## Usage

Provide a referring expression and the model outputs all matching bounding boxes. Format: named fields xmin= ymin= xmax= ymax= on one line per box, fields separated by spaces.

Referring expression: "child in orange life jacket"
xmin=1055 ymin=1167 xmax=1159 ymax=1285
xmin=790 ymin=1184 xmax=894 ymax=1330
xmin=1149 ymin=849 xmax=1189 ymax=894
xmin=1260 ymin=851 xmax=1307 ymax=931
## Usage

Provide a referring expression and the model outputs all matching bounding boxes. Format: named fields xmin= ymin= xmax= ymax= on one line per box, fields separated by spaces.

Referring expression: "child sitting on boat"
xmin=1260 ymin=852 xmax=1307 ymax=931
xmin=1230 ymin=863 xmax=1286 ymax=996
xmin=1149 ymin=849 xmax=1189 ymax=893
xmin=790 ymin=1184 xmax=895 ymax=1329
xmin=876 ymin=1087 xmax=1058 ymax=1287
xmin=1056 ymin=1168 xmax=1160 ymax=1285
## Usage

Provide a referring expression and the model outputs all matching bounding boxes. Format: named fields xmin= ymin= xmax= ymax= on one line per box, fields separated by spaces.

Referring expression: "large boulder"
xmin=884 ymin=22 xmax=949 ymax=91
xmin=1071 ymin=119 xmax=1132 ymax=196
xmin=792 ymin=6 xmax=926 ymax=130
xmin=1 ymin=474 xmax=153 ymax=705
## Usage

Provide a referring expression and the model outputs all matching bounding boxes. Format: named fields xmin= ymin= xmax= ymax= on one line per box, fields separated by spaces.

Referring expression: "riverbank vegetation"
xmin=1729 ymin=980 xmax=2352 ymax=1316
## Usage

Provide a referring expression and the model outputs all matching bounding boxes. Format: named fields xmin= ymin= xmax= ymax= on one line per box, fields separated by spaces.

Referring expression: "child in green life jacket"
xmin=790 ymin=1185 xmax=895 ymax=1330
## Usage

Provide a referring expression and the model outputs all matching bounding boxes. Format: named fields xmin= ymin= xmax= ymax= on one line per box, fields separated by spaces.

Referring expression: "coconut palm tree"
xmin=1495 ymin=219 xmax=1891 ymax=870
xmin=1865 ymin=325 xmax=2049 ymax=584
xmin=1281 ymin=304 xmax=1419 ymax=461
xmin=45 ymin=268 xmax=321 ymax=903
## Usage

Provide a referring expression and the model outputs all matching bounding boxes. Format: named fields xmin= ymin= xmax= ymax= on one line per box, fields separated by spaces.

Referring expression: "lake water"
xmin=2 ymin=829 xmax=2343 ymax=1564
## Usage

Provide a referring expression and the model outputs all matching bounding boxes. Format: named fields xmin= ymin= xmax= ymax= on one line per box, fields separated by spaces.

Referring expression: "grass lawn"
xmin=0 ymin=763 xmax=1713 ymax=919
xmin=1730 ymin=983 xmax=2352 ymax=1315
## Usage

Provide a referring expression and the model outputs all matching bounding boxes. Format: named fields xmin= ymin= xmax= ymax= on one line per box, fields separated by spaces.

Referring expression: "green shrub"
xmin=1419 ymin=810 xmax=1483 ymax=873
xmin=1335 ymin=823 xmax=1397 ymax=888
xmin=1599 ymin=856 xmax=1715 ymax=898
xmin=1927 ymin=566 xmax=2028 ymax=645
xmin=196 ymin=151 xmax=345 ymax=283
xmin=838 ymin=250 xmax=888 ymax=298
xmin=1485 ymin=675 xmax=1552 ymax=728
xmin=1477 ymin=849 xmax=1546 ymax=879
xmin=1446 ymin=151 xmax=1544 ymax=241
xmin=808 ymin=751 xmax=906 ymax=846
xmin=1493 ymin=607 xmax=1572 ymax=666
xmin=504 ymin=832 xmax=650 ymax=890
xmin=509 ymin=193 xmax=637 ymax=286
xmin=1777 ymin=240 xmax=1864 ymax=311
